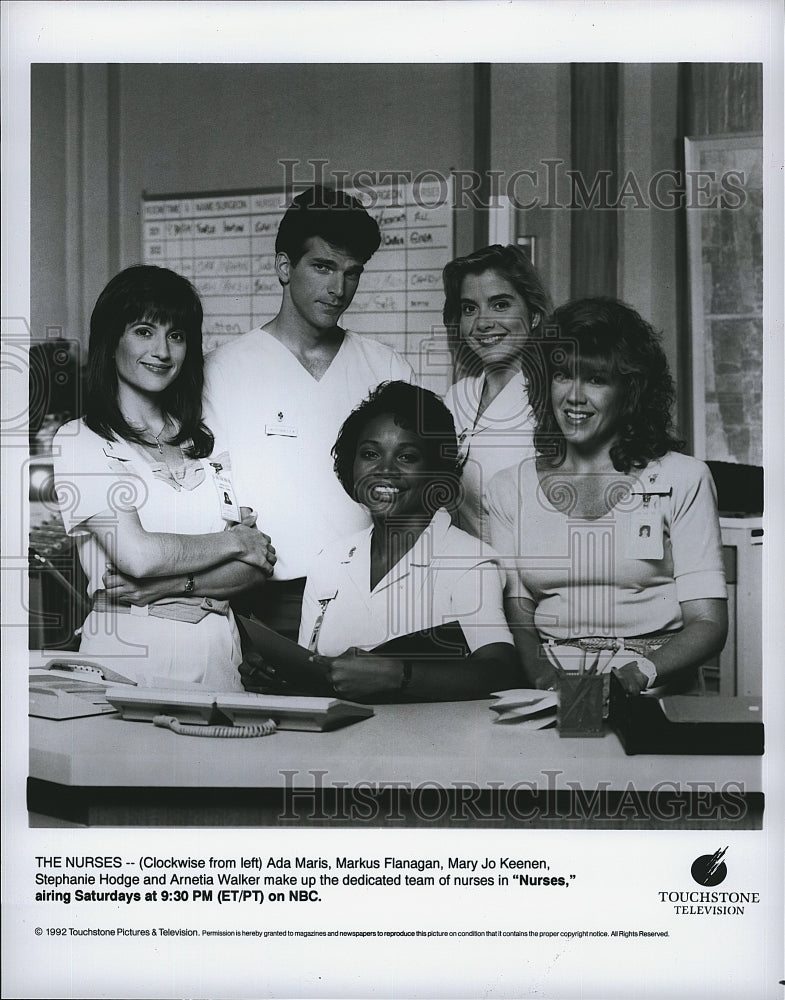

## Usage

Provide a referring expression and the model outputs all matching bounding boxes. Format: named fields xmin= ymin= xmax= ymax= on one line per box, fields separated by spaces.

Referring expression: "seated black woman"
xmin=297 ymin=381 xmax=519 ymax=702
xmin=485 ymin=298 xmax=728 ymax=696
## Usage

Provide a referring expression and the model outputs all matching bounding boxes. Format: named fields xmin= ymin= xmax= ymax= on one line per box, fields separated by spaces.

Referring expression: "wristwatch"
xmin=184 ymin=574 xmax=195 ymax=595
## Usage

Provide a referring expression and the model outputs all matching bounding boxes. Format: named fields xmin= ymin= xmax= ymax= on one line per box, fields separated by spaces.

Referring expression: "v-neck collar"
xmin=367 ymin=509 xmax=452 ymax=594
xmin=455 ymin=371 xmax=528 ymax=433
xmin=474 ymin=371 xmax=528 ymax=429
xmin=262 ymin=326 xmax=347 ymax=384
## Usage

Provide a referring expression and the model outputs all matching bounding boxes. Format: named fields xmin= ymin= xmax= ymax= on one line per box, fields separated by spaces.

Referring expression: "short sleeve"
xmin=448 ymin=556 xmax=514 ymax=652
xmin=442 ymin=379 xmax=473 ymax=436
xmin=52 ymin=423 xmax=146 ymax=535
xmin=670 ymin=460 xmax=727 ymax=602
xmin=390 ymin=351 xmax=417 ymax=386
xmin=202 ymin=350 xmax=229 ymax=452
xmin=442 ymin=384 xmax=457 ymax=418
xmin=442 ymin=382 xmax=466 ymax=441
xmin=483 ymin=466 xmax=533 ymax=601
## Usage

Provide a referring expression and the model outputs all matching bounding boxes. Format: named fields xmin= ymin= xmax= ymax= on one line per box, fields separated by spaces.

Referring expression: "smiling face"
xmin=114 ymin=317 xmax=187 ymax=400
xmin=459 ymin=269 xmax=534 ymax=369
xmin=352 ymin=413 xmax=431 ymax=522
xmin=277 ymin=235 xmax=366 ymax=332
xmin=551 ymin=357 xmax=625 ymax=454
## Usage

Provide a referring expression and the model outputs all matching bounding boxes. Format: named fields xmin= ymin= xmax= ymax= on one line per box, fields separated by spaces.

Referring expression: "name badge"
xmin=456 ymin=428 xmax=471 ymax=466
xmin=210 ymin=464 xmax=242 ymax=523
xmin=265 ymin=423 xmax=298 ymax=437
xmin=627 ymin=507 xmax=664 ymax=559
xmin=307 ymin=591 xmax=338 ymax=653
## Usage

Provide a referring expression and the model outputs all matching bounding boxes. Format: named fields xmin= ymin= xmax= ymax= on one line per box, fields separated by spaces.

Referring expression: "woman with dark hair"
xmin=442 ymin=244 xmax=552 ymax=538
xmin=297 ymin=381 xmax=518 ymax=702
xmin=485 ymin=297 xmax=727 ymax=695
xmin=53 ymin=266 xmax=276 ymax=687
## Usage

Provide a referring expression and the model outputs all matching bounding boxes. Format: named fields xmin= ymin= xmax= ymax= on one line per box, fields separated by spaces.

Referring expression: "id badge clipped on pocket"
xmin=627 ymin=495 xmax=664 ymax=560
xmin=210 ymin=462 xmax=242 ymax=523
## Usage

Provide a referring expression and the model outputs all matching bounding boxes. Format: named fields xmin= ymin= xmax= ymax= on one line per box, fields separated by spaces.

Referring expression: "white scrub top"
xmin=444 ymin=371 xmax=537 ymax=539
xmin=205 ymin=327 xmax=414 ymax=580
xmin=298 ymin=509 xmax=514 ymax=658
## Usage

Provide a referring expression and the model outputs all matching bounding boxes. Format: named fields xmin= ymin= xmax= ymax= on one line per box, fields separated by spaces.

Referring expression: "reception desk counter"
xmin=29 ymin=674 xmax=763 ymax=829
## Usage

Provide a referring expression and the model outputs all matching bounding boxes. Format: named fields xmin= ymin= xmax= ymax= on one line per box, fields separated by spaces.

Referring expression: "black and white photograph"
xmin=2 ymin=2 xmax=783 ymax=998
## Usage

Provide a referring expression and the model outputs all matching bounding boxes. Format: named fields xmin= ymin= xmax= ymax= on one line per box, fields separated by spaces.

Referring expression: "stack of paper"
xmin=489 ymin=689 xmax=558 ymax=728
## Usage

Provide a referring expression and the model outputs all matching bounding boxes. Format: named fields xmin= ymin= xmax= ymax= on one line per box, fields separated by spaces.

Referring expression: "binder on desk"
xmin=236 ymin=616 xmax=471 ymax=696
xmin=235 ymin=614 xmax=333 ymax=695
xmin=608 ymin=674 xmax=764 ymax=755
xmin=373 ymin=621 xmax=470 ymax=660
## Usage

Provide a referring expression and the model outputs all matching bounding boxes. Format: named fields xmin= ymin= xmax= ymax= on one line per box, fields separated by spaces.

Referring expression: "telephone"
xmin=30 ymin=657 xmax=374 ymax=734
xmin=29 ymin=658 xmax=136 ymax=720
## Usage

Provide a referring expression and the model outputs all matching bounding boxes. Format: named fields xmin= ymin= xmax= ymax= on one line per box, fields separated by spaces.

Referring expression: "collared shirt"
xmin=485 ymin=451 xmax=727 ymax=641
xmin=204 ymin=326 xmax=415 ymax=580
xmin=298 ymin=509 xmax=513 ymax=657
xmin=444 ymin=371 xmax=536 ymax=539
xmin=52 ymin=420 xmax=231 ymax=598
xmin=52 ymin=419 xmax=244 ymax=689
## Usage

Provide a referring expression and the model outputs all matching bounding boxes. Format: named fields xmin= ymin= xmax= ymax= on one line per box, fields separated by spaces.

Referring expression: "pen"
xmin=542 ymin=642 xmax=568 ymax=679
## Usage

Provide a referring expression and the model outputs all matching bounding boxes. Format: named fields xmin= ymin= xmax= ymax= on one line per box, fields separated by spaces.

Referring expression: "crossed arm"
xmin=85 ymin=506 xmax=275 ymax=603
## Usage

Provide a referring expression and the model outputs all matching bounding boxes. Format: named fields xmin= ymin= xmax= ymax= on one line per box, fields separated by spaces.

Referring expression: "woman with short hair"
xmin=297 ymin=381 xmax=518 ymax=702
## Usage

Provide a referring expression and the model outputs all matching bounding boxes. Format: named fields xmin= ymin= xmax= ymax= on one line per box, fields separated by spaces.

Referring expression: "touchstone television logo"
xmin=691 ymin=846 xmax=728 ymax=886
xmin=657 ymin=847 xmax=760 ymax=916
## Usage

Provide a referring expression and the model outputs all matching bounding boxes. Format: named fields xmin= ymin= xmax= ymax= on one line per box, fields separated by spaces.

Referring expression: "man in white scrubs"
xmin=204 ymin=186 xmax=414 ymax=639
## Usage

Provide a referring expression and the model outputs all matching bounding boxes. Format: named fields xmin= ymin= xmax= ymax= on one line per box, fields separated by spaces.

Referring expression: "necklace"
xmin=144 ymin=418 xmax=168 ymax=453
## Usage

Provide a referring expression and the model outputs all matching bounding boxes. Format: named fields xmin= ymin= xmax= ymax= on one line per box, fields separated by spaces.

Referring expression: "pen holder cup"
xmin=557 ymin=672 xmax=605 ymax=738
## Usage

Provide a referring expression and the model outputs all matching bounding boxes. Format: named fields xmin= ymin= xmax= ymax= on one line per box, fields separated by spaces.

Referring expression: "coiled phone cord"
xmin=153 ymin=715 xmax=277 ymax=738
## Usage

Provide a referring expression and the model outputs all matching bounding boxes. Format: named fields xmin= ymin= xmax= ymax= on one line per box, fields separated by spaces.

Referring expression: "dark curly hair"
xmin=534 ymin=297 xmax=684 ymax=473
xmin=275 ymin=185 xmax=381 ymax=266
xmin=84 ymin=265 xmax=214 ymax=457
xmin=442 ymin=244 xmax=552 ymax=381
xmin=332 ymin=381 xmax=462 ymax=511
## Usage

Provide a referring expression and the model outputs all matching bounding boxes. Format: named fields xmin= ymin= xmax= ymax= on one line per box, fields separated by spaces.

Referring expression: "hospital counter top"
xmin=28 ymin=686 xmax=762 ymax=829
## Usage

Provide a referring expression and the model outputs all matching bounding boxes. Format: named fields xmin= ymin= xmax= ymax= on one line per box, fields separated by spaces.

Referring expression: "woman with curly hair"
xmin=485 ymin=298 xmax=727 ymax=695
xmin=442 ymin=244 xmax=552 ymax=538
xmin=297 ymin=381 xmax=518 ymax=702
